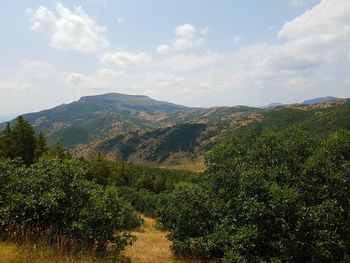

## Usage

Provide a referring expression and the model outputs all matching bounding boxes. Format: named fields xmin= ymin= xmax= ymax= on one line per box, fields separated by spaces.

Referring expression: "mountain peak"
xmin=302 ymin=96 xmax=340 ymax=105
xmin=260 ymin=102 xmax=284 ymax=109
xmin=79 ymin=92 xmax=189 ymax=113
xmin=81 ymin=93 xmax=149 ymax=100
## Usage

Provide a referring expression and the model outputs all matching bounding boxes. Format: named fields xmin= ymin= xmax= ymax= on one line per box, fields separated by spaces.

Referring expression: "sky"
xmin=0 ymin=0 xmax=350 ymax=121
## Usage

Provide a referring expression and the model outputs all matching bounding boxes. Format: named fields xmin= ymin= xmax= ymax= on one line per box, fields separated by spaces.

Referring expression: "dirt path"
xmin=0 ymin=216 xmax=200 ymax=263
xmin=123 ymin=215 xmax=200 ymax=263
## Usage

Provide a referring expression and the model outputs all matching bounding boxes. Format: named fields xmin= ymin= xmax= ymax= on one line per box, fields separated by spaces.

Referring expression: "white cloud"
xmin=160 ymin=0 xmax=350 ymax=105
xmin=66 ymin=73 xmax=87 ymax=86
xmin=156 ymin=23 xmax=204 ymax=53
xmin=0 ymin=60 xmax=77 ymax=116
xmin=96 ymin=68 xmax=125 ymax=78
xmin=214 ymin=0 xmax=350 ymax=89
xmin=233 ymin=35 xmax=242 ymax=44
xmin=158 ymin=53 xmax=224 ymax=71
xmin=100 ymin=50 xmax=152 ymax=67
xmin=280 ymin=1 xmax=350 ymax=39
xmin=156 ymin=44 xmax=170 ymax=53
xmin=174 ymin=23 xmax=204 ymax=49
xmin=276 ymin=0 xmax=350 ymax=70
xmin=0 ymin=60 xmax=65 ymax=96
xmin=3 ymin=0 xmax=350 ymax=114
xmin=0 ymin=60 xmax=66 ymax=91
xmin=12 ymin=60 xmax=64 ymax=84
xmin=0 ymin=82 xmax=21 ymax=90
xmin=28 ymin=3 xmax=109 ymax=52
xmin=0 ymin=81 xmax=35 ymax=92
xmin=67 ymin=68 xmax=127 ymax=88
xmin=145 ymin=72 xmax=183 ymax=86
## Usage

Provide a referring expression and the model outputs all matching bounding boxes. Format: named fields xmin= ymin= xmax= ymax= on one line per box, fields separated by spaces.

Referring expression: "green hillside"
xmin=1 ymin=94 xmax=349 ymax=170
xmin=239 ymin=100 xmax=350 ymax=136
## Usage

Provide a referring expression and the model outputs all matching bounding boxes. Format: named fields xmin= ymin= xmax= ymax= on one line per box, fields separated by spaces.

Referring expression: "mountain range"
xmin=1 ymin=94 xmax=349 ymax=171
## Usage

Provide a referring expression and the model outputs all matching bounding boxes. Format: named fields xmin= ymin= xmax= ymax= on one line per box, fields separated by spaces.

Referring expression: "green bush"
xmin=117 ymin=187 xmax=160 ymax=217
xmin=0 ymin=156 xmax=141 ymax=256
xmin=158 ymin=129 xmax=350 ymax=262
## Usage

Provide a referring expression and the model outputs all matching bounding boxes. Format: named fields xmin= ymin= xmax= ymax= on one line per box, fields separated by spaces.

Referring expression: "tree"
xmin=0 ymin=156 xmax=141 ymax=256
xmin=34 ymin=132 xmax=48 ymax=161
xmin=88 ymin=154 xmax=113 ymax=185
xmin=49 ymin=143 xmax=71 ymax=161
xmin=10 ymin=116 xmax=36 ymax=165
xmin=0 ymin=123 xmax=13 ymax=158
xmin=160 ymin=129 xmax=350 ymax=262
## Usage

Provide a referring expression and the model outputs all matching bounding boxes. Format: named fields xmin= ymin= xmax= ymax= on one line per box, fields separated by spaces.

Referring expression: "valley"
xmin=2 ymin=1 xmax=350 ymax=262
xmin=1 ymin=93 xmax=348 ymax=171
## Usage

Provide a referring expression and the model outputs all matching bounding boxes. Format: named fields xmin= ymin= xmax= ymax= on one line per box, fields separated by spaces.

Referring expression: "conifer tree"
xmin=11 ymin=116 xmax=36 ymax=165
xmin=50 ymin=143 xmax=71 ymax=161
xmin=0 ymin=123 xmax=13 ymax=158
xmin=34 ymin=132 xmax=48 ymax=161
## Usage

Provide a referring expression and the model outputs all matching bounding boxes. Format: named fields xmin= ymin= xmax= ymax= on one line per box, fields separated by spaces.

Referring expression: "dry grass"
xmin=0 ymin=243 xmax=19 ymax=263
xmin=123 ymin=215 xmax=203 ymax=263
xmin=0 ymin=216 xmax=206 ymax=263
xmin=0 ymin=242 xmax=114 ymax=263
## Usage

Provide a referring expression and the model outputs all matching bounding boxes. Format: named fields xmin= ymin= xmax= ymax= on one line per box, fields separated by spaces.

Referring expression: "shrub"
xmin=0 ymin=156 xmax=141 ymax=257
xmin=159 ymin=129 xmax=350 ymax=262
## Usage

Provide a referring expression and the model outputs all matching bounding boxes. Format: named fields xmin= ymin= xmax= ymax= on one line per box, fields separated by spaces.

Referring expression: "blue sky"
xmin=0 ymin=0 xmax=349 ymax=120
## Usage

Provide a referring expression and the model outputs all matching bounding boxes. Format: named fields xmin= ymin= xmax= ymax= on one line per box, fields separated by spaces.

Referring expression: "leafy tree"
xmin=0 ymin=156 xmax=141 ymax=256
xmin=87 ymin=154 xmax=114 ymax=185
xmin=159 ymin=129 xmax=350 ymax=262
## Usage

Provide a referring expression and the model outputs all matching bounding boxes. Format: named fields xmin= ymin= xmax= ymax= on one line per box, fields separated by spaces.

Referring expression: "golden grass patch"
xmin=0 ymin=243 xmax=19 ymax=263
xmin=0 ymin=242 xmax=114 ymax=263
xmin=123 ymin=215 xmax=202 ymax=263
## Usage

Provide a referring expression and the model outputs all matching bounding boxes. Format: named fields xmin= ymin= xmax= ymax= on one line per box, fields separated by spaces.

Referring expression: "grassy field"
xmin=0 ymin=243 xmax=18 ymax=263
xmin=0 ymin=242 xmax=113 ymax=263
xmin=0 ymin=216 xmax=203 ymax=263
xmin=123 ymin=215 xmax=202 ymax=263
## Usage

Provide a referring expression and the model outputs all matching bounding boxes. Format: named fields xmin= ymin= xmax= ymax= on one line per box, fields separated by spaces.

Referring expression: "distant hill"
xmin=80 ymin=93 xmax=191 ymax=112
xmin=260 ymin=102 xmax=284 ymax=109
xmin=302 ymin=96 xmax=340 ymax=105
xmin=239 ymin=99 xmax=350 ymax=136
xmin=1 ymin=94 xmax=349 ymax=171
xmin=0 ymin=93 xmax=258 ymax=170
xmin=1 ymin=93 xmax=196 ymax=147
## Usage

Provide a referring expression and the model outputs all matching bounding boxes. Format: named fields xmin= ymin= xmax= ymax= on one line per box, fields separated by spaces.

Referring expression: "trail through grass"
xmin=0 ymin=216 xmax=202 ymax=263
xmin=123 ymin=215 xmax=201 ymax=263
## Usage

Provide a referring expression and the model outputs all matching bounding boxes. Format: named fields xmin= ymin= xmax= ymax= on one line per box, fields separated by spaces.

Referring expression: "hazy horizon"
xmin=1 ymin=0 xmax=350 ymax=117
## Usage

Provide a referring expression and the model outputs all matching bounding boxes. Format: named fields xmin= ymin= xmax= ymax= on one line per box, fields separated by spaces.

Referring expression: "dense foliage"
xmin=0 ymin=116 xmax=46 ymax=165
xmin=85 ymin=154 xmax=198 ymax=193
xmin=243 ymin=100 xmax=350 ymax=136
xmin=85 ymin=156 xmax=198 ymax=218
xmin=0 ymin=117 xmax=143 ymax=258
xmin=0 ymin=156 xmax=141 ymax=256
xmin=116 ymin=187 xmax=161 ymax=217
xmin=158 ymin=129 xmax=350 ymax=262
xmin=3 ymin=114 xmax=350 ymax=262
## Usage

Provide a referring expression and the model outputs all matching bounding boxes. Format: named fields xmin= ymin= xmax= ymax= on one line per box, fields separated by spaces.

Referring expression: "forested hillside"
xmin=1 ymin=94 xmax=348 ymax=171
